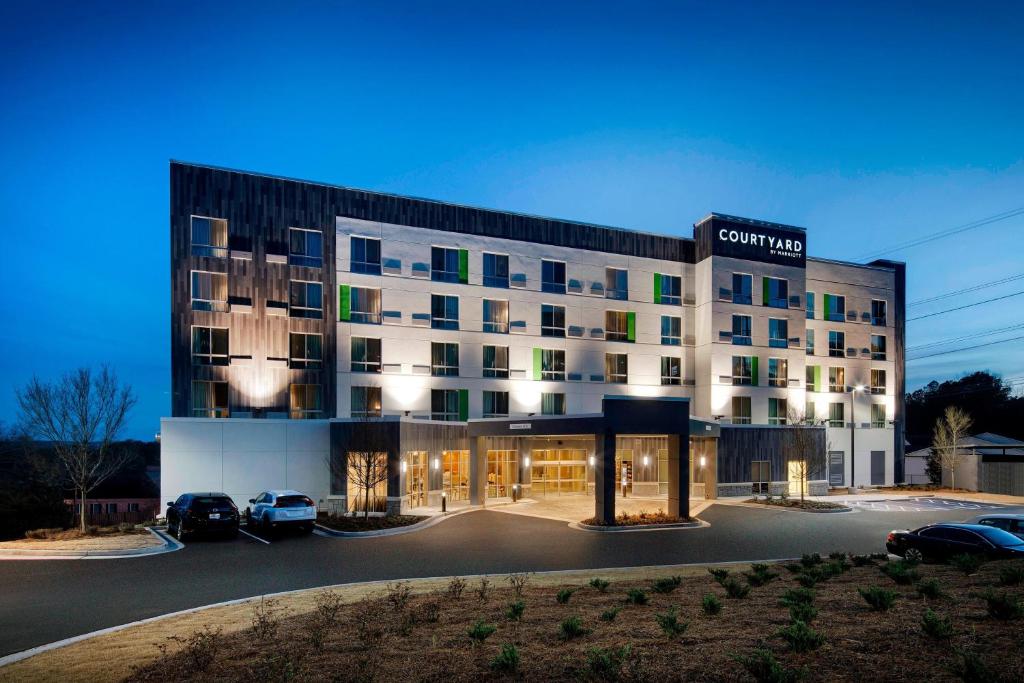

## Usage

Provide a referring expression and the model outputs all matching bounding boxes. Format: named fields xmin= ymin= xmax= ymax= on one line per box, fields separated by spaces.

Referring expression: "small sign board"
xmin=509 ymin=423 xmax=532 ymax=431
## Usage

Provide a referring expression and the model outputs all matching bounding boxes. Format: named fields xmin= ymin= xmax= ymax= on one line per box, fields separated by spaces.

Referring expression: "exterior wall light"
xmin=523 ymin=456 xmax=531 ymax=467
xmin=433 ymin=458 xmax=440 ymax=470
xmin=401 ymin=461 xmax=407 ymax=474
xmin=642 ymin=455 xmax=650 ymax=466
xmin=588 ymin=455 xmax=596 ymax=466
xmin=699 ymin=456 xmax=707 ymax=468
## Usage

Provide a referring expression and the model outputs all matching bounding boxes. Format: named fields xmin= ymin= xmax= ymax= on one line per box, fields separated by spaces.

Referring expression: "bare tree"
xmin=932 ymin=406 xmax=973 ymax=492
xmin=786 ymin=408 xmax=827 ymax=503
xmin=328 ymin=418 xmax=391 ymax=519
xmin=17 ymin=366 xmax=136 ymax=531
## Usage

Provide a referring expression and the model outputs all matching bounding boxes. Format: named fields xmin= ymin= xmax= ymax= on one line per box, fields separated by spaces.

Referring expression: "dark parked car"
xmin=886 ymin=523 xmax=1024 ymax=562
xmin=967 ymin=514 xmax=1024 ymax=540
xmin=166 ymin=493 xmax=239 ymax=541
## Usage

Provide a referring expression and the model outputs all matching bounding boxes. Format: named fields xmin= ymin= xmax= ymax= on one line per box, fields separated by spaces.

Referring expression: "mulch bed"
xmin=581 ymin=511 xmax=693 ymax=527
xmin=127 ymin=558 xmax=1024 ymax=682
xmin=746 ymin=498 xmax=851 ymax=511
xmin=316 ymin=514 xmax=427 ymax=532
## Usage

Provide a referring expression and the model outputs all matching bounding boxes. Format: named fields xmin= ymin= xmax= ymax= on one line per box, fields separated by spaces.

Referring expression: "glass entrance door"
xmin=530 ymin=448 xmax=587 ymax=495
xmin=615 ymin=449 xmax=634 ymax=495
xmin=486 ymin=450 xmax=517 ymax=498
xmin=443 ymin=450 xmax=470 ymax=501
xmin=405 ymin=451 xmax=427 ymax=508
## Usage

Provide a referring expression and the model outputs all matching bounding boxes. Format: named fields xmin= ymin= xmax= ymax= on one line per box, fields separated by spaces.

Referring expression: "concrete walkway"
xmin=486 ymin=495 xmax=712 ymax=522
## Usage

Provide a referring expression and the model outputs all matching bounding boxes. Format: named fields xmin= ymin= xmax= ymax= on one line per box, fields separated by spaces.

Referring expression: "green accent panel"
xmin=762 ymin=277 xmax=770 ymax=306
xmin=532 ymin=348 xmax=542 ymax=381
xmin=458 ymin=249 xmax=469 ymax=284
xmin=823 ymin=294 xmax=831 ymax=320
xmin=458 ymin=389 xmax=469 ymax=421
xmin=653 ymin=273 xmax=662 ymax=304
xmin=626 ymin=312 xmax=636 ymax=342
xmin=339 ymin=285 xmax=351 ymax=321
xmin=814 ymin=365 xmax=822 ymax=393
xmin=751 ymin=356 xmax=759 ymax=387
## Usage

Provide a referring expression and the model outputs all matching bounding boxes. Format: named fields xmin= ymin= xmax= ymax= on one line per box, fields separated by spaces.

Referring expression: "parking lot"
xmin=836 ymin=496 xmax=1008 ymax=513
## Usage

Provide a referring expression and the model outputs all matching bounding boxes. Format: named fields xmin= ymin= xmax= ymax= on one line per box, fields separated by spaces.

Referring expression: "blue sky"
xmin=0 ymin=1 xmax=1022 ymax=438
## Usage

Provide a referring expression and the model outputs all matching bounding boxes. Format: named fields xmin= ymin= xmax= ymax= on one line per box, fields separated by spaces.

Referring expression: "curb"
xmin=718 ymin=500 xmax=855 ymax=514
xmin=570 ymin=518 xmax=710 ymax=532
xmin=0 ymin=528 xmax=184 ymax=561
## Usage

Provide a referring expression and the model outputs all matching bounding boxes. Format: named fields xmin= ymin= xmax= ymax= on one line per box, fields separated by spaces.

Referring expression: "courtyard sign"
xmin=696 ymin=215 xmax=807 ymax=268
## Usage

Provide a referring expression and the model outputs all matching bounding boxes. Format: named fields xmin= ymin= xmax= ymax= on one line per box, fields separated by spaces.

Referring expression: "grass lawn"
xmin=0 ymin=525 xmax=159 ymax=552
xmin=316 ymin=513 xmax=428 ymax=532
xmin=103 ymin=556 xmax=1024 ymax=682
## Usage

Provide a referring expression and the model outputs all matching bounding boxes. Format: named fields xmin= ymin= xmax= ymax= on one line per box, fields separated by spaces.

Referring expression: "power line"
xmin=907 ymin=290 xmax=1024 ymax=321
xmin=908 ymin=322 xmax=1024 ymax=351
xmin=856 ymin=207 xmax=1024 ymax=261
xmin=909 ymin=272 xmax=1024 ymax=307
xmin=907 ymin=334 xmax=1024 ymax=361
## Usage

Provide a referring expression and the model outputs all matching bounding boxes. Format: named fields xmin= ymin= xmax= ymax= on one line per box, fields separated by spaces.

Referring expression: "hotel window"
xmin=431 ymin=294 xmax=459 ymax=330
xmin=732 ymin=273 xmax=752 ymax=305
xmin=732 ymin=356 xmax=754 ymax=386
xmin=289 ymin=384 xmax=322 ymax=419
xmin=482 ymin=299 xmax=509 ymax=333
xmin=190 ymin=216 xmax=228 ymax=258
xmin=192 ymin=380 xmax=228 ymax=418
xmin=661 ymin=356 xmax=681 ymax=385
xmin=541 ymin=304 xmax=565 ymax=337
xmin=605 ymin=267 xmax=628 ymax=300
xmin=431 ymin=389 xmax=461 ymax=421
xmin=806 ymin=365 xmax=817 ymax=391
xmin=483 ymin=345 xmax=509 ymax=378
xmin=351 ymin=386 xmax=382 ymax=418
xmin=482 ymin=390 xmax=509 ymax=418
xmin=191 ymin=271 xmax=228 ymax=312
xmin=768 ymin=318 xmax=789 ymax=348
xmin=732 ymin=315 xmax=752 ymax=345
xmin=655 ymin=274 xmax=682 ymax=305
xmin=806 ymin=329 xmax=815 ymax=355
xmin=829 ymin=366 xmax=845 ymax=393
xmin=540 ymin=349 xmax=565 ymax=381
xmin=349 ymin=286 xmax=382 ymax=324
xmin=605 ymin=353 xmax=628 ymax=384
xmin=829 ymin=402 xmax=845 ymax=428
xmin=871 ymin=299 xmax=887 ymax=327
xmin=350 ymin=236 xmax=381 ymax=275
xmin=351 ymin=337 xmax=382 ymax=373
xmin=769 ymin=397 xmax=788 ymax=425
xmin=605 ymin=311 xmax=631 ymax=342
xmin=824 ymin=293 xmax=846 ymax=322
xmin=541 ymin=260 xmax=566 ymax=294
xmin=289 ymin=332 xmax=322 ymax=369
xmin=127 ymin=502 xmax=139 ymax=512
xmin=763 ymin=277 xmax=789 ymax=309
xmin=431 ymin=246 xmax=461 ymax=283
xmin=191 ymin=326 xmax=228 ymax=366
xmin=828 ymin=330 xmax=845 ymax=357
xmin=732 ymin=396 xmax=751 ymax=425
xmin=805 ymin=401 xmax=816 ymax=422
xmin=871 ymin=334 xmax=887 ymax=361
xmin=871 ymin=369 xmax=887 ymax=395
xmin=431 ymin=342 xmax=459 ymax=377
xmin=483 ymin=252 xmax=509 ymax=288
xmin=768 ymin=358 xmax=788 ymax=388
xmin=541 ymin=392 xmax=566 ymax=415
xmin=289 ymin=281 xmax=323 ymax=319
xmin=661 ymin=315 xmax=681 ymax=346
xmin=871 ymin=403 xmax=886 ymax=428
xmin=289 ymin=228 xmax=323 ymax=268
xmin=806 ymin=292 xmax=815 ymax=320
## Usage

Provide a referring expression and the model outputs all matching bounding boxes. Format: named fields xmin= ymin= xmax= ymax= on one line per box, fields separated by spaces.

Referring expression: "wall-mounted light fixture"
xmin=588 ymin=455 xmax=595 ymax=466
xmin=433 ymin=458 xmax=440 ymax=470
xmin=523 ymin=456 xmax=531 ymax=467
xmin=699 ymin=456 xmax=707 ymax=468
xmin=642 ymin=455 xmax=650 ymax=467
xmin=401 ymin=461 xmax=407 ymax=474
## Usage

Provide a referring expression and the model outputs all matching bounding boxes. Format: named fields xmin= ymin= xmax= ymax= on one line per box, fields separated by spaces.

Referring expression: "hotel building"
xmin=163 ymin=162 xmax=905 ymax=519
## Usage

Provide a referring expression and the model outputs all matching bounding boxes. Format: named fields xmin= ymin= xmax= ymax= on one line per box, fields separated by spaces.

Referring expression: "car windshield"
xmin=276 ymin=495 xmax=313 ymax=508
xmin=972 ymin=526 xmax=1024 ymax=546
xmin=191 ymin=497 xmax=234 ymax=511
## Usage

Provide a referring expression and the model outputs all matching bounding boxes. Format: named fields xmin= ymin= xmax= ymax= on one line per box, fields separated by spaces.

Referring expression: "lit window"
xmin=605 ymin=268 xmax=628 ymax=300
xmin=289 ymin=281 xmax=323 ymax=319
xmin=483 ymin=391 xmax=509 ymax=418
xmin=871 ymin=403 xmax=886 ymax=428
xmin=829 ymin=367 xmax=845 ymax=393
xmin=605 ymin=311 xmax=630 ymax=342
xmin=351 ymin=337 xmax=382 ymax=373
xmin=191 ymin=271 xmax=228 ymax=312
xmin=289 ymin=384 xmax=322 ymax=419
xmin=289 ymin=228 xmax=323 ymax=268
xmin=431 ymin=294 xmax=459 ymax=330
xmin=351 ymin=386 xmax=382 ymax=417
xmin=290 ymin=333 xmax=322 ymax=369
xmin=732 ymin=356 xmax=753 ymax=386
xmin=768 ymin=358 xmax=788 ymax=388
xmin=541 ymin=304 xmax=565 ymax=337
xmin=190 ymin=216 xmax=228 ymax=258
xmin=483 ymin=345 xmax=509 ymax=378
xmin=191 ymin=326 xmax=228 ymax=366
xmin=431 ymin=342 xmax=459 ymax=377
xmin=541 ymin=260 xmax=566 ymax=294
xmin=871 ymin=369 xmax=887 ymax=395
xmin=483 ymin=253 xmax=509 ymax=288
xmin=661 ymin=356 xmax=681 ymax=385
xmin=350 ymin=236 xmax=381 ymax=275
xmin=605 ymin=353 xmax=628 ymax=383
xmin=871 ymin=335 xmax=887 ymax=361
xmin=350 ymin=287 xmax=381 ymax=324
xmin=732 ymin=274 xmax=752 ymax=305
xmin=483 ymin=299 xmax=509 ymax=333
xmin=731 ymin=396 xmax=751 ymax=424
xmin=192 ymin=380 xmax=228 ymax=418
xmin=541 ymin=392 xmax=565 ymax=415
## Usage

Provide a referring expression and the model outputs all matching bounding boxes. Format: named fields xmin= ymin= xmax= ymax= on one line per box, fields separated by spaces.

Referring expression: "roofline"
xmin=694 ymin=212 xmax=807 ymax=233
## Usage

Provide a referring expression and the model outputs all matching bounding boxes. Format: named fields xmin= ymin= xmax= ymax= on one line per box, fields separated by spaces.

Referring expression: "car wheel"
xmin=261 ymin=515 xmax=272 ymax=537
xmin=245 ymin=508 xmax=252 ymax=527
xmin=304 ymin=524 xmax=314 ymax=534
xmin=904 ymin=547 xmax=924 ymax=563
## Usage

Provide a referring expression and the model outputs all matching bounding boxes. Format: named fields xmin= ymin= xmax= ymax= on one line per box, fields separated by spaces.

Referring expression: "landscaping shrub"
xmin=589 ymin=577 xmax=610 ymax=593
xmin=822 ymin=558 xmax=851 ymax=576
xmin=921 ymin=608 xmax=954 ymax=639
xmin=800 ymin=553 xmax=822 ymax=568
xmin=414 ymin=598 xmax=442 ymax=624
xmin=708 ymin=568 xmax=729 ymax=584
xmin=788 ymin=602 xmax=818 ymax=624
xmin=745 ymin=564 xmax=779 ymax=587
xmin=783 ymin=563 xmax=803 ymax=574
xmin=600 ymin=607 xmax=621 ymax=622
xmin=850 ymin=554 xmax=876 ymax=567
xmin=917 ymin=578 xmax=944 ymax=600
xmin=701 ymin=593 xmax=722 ymax=616
xmin=559 ymin=615 xmax=591 ymax=640
xmin=625 ymin=588 xmax=649 ymax=605
xmin=828 ymin=551 xmax=846 ymax=561
xmin=996 ymin=564 xmax=1024 ymax=586
xmin=507 ymin=573 xmax=531 ymax=597
xmin=869 ymin=552 xmax=889 ymax=561
xmin=446 ymin=576 xmax=467 ymax=599
xmin=779 ymin=588 xmax=815 ymax=607
xmin=585 ymin=645 xmax=632 ymax=681
xmin=467 ymin=620 xmax=496 ymax=643
xmin=505 ymin=599 xmax=526 ymax=621
xmin=795 ymin=571 xmax=820 ymax=589
xmin=776 ymin=620 xmax=825 ymax=652
xmin=651 ymin=575 xmax=682 ymax=593
xmin=950 ymin=647 xmax=999 ymax=683
xmin=556 ymin=587 xmax=577 ymax=604
xmin=981 ymin=590 xmax=1022 ymax=620
xmin=880 ymin=560 xmax=920 ymax=585
xmin=386 ymin=582 xmax=412 ymax=611
xmin=858 ymin=586 xmax=898 ymax=611
xmin=166 ymin=626 xmax=222 ymax=673
xmin=313 ymin=590 xmax=344 ymax=626
xmin=491 ymin=643 xmax=520 ymax=673
xmin=948 ymin=553 xmax=984 ymax=576
xmin=353 ymin=597 xmax=387 ymax=647
xmin=654 ymin=607 xmax=688 ymax=638
xmin=250 ymin=598 xmax=282 ymax=640
xmin=723 ymin=578 xmax=751 ymax=599
xmin=733 ymin=648 xmax=806 ymax=683
xmin=476 ymin=577 xmax=492 ymax=603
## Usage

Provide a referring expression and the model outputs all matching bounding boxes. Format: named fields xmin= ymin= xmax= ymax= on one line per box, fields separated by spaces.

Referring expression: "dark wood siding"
xmin=716 ymin=425 xmax=826 ymax=483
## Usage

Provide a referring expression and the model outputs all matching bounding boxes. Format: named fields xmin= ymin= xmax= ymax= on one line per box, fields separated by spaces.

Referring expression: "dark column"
xmin=470 ymin=436 xmax=487 ymax=505
xmin=594 ymin=431 xmax=616 ymax=524
xmin=666 ymin=434 xmax=689 ymax=518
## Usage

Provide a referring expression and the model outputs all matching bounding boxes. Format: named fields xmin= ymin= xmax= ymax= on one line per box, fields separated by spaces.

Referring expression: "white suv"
xmin=246 ymin=490 xmax=317 ymax=535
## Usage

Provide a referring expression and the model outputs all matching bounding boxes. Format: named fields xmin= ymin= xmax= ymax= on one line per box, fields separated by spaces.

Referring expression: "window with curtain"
xmin=190 ymin=216 xmax=228 ymax=257
xmin=482 ymin=299 xmax=508 ymax=333
xmin=289 ymin=281 xmax=323 ymax=319
xmin=289 ymin=332 xmax=322 ymax=369
xmin=191 ymin=271 xmax=228 ymax=311
xmin=431 ymin=342 xmax=459 ymax=377
xmin=351 ymin=337 xmax=382 ymax=373
xmin=289 ymin=228 xmax=323 ymax=268
xmin=191 ymin=326 xmax=228 ymax=365
xmin=483 ymin=345 xmax=509 ymax=378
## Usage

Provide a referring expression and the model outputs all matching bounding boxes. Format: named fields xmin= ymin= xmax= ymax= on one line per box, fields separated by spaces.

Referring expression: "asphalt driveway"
xmin=0 ymin=500 xmax=1020 ymax=658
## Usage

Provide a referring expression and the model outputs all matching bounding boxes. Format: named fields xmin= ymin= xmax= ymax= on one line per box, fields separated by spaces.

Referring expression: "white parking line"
xmin=238 ymin=528 xmax=271 ymax=545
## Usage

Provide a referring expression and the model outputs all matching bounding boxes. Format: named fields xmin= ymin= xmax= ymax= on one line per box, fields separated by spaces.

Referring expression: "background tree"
xmin=932 ymin=406 xmax=973 ymax=492
xmin=327 ymin=418 xmax=391 ymax=519
xmin=16 ymin=366 xmax=136 ymax=531
xmin=906 ymin=372 xmax=1021 ymax=447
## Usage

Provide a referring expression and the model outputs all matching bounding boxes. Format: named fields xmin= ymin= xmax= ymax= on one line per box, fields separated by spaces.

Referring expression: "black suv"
xmin=166 ymin=493 xmax=239 ymax=541
xmin=886 ymin=522 xmax=1024 ymax=562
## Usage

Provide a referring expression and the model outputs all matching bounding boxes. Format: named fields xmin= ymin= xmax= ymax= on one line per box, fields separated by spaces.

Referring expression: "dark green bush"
xmin=600 ymin=607 xmax=621 ymax=622
xmin=828 ymin=551 xmax=846 ymax=561
xmin=981 ymin=590 xmax=1022 ymax=620
xmin=783 ymin=563 xmax=804 ymax=574
xmin=779 ymin=587 xmax=816 ymax=607
xmin=733 ymin=648 xmax=806 ymax=683
xmin=788 ymin=602 xmax=818 ymax=623
xmin=917 ymin=578 xmax=944 ymax=600
xmin=651 ymin=575 xmax=682 ymax=594
xmin=625 ymin=588 xmax=649 ymax=605
xmin=589 ymin=577 xmax=610 ymax=592
xmin=559 ymin=615 xmax=591 ymax=640
xmin=949 ymin=647 xmax=999 ymax=683
xmin=858 ymin=586 xmax=898 ymax=611
xmin=997 ymin=564 xmax=1024 ymax=586
xmin=745 ymin=564 xmax=780 ymax=587
xmin=800 ymin=553 xmax=822 ymax=568
xmin=921 ymin=608 xmax=954 ymax=639
xmin=505 ymin=600 xmax=525 ymax=621
xmin=796 ymin=571 xmax=820 ymax=589
xmin=491 ymin=643 xmax=520 ymax=673
xmin=702 ymin=593 xmax=722 ymax=616
xmin=467 ymin=620 xmax=496 ymax=643
xmin=708 ymin=567 xmax=730 ymax=584
xmin=585 ymin=645 xmax=632 ymax=681
xmin=880 ymin=560 xmax=920 ymax=585
xmin=556 ymin=588 xmax=577 ymax=604
xmin=850 ymin=554 xmax=876 ymax=567
xmin=776 ymin=620 xmax=825 ymax=652
xmin=723 ymin=578 xmax=751 ymax=599
xmin=655 ymin=607 xmax=688 ymax=638
xmin=948 ymin=553 xmax=984 ymax=576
